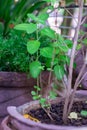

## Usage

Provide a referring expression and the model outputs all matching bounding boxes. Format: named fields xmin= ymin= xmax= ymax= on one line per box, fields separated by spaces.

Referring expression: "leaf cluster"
xmin=0 ymin=30 xmax=30 ymax=72
xmin=14 ymin=5 xmax=73 ymax=107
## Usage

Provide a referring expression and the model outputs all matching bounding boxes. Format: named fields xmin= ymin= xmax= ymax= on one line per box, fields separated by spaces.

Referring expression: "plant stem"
xmin=42 ymin=107 xmax=54 ymax=121
xmin=68 ymin=50 xmax=87 ymax=114
xmin=63 ymin=0 xmax=83 ymax=123
xmin=46 ymin=48 xmax=56 ymax=99
xmin=78 ymin=71 xmax=87 ymax=87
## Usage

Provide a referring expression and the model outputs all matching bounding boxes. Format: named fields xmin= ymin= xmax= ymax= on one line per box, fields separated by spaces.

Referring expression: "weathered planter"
xmin=0 ymin=72 xmax=37 ymax=123
xmin=0 ymin=71 xmax=50 ymax=123
xmin=0 ymin=72 xmax=36 ymax=87
xmin=1 ymin=90 xmax=87 ymax=130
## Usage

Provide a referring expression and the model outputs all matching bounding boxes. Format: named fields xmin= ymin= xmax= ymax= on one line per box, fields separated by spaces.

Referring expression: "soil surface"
xmin=29 ymin=101 xmax=87 ymax=126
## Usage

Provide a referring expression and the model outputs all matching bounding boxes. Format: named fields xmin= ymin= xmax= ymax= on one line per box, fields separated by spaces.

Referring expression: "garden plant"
xmin=0 ymin=0 xmax=47 ymax=35
xmin=8 ymin=0 xmax=87 ymax=127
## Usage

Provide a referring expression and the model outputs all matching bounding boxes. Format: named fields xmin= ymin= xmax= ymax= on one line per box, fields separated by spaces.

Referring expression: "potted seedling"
xmin=1 ymin=0 xmax=87 ymax=130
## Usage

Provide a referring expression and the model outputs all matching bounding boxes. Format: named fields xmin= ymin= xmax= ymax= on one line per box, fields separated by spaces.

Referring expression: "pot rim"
xmin=1 ymin=116 xmax=12 ymax=130
xmin=7 ymin=91 xmax=87 ymax=130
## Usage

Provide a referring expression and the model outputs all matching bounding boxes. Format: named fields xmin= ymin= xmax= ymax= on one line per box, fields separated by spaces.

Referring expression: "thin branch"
xmin=68 ymin=64 xmax=86 ymax=114
xmin=63 ymin=0 xmax=83 ymax=122
xmin=77 ymin=71 xmax=87 ymax=87
xmin=42 ymin=107 xmax=54 ymax=121
xmin=68 ymin=50 xmax=87 ymax=114
xmin=53 ymin=77 xmax=67 ymax=97
xmin=79 ymin=32 xmax=87 ymax=42
xmin=81 ymin=16 xmax=87 ymax=25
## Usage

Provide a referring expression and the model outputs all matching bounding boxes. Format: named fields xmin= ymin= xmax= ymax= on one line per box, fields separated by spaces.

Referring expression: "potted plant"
xmin=0 ymin=0 xmax=49 ymax=122
xmin=0 ymin=27 xmax=52 ymax=123
xmin=1 ymin=0 xmax=87 ymax=129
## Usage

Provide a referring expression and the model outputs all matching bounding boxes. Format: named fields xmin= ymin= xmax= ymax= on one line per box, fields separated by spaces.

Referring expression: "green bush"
xmin=0 ymin=30 xmax=30 ymax=72
xmin=0 ymin=29 xmax=52 ymax=72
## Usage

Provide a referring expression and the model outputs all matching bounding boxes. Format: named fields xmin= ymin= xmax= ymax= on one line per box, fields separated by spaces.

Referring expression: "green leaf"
xmin=80 ymin=110 xmax=87 ymax=117
xmin=59 ymin=45 xmax=69 ymax=52
xmin=40 ymin=47 xmax=53 ymax=58
xmin=40 ymin=98 xmax=46 ymax=104
xmin=66 ymin=0 xmax=74 ymax=5
xmin=76 ymin=44 xmax=82 ymax=50
xmin=27 ymin=13 xmax=38 ymax=21
xmin=49 ymin=91 xmax=57 ymax=99
xmin=31 ymin=91 xmax=36 ymax=96
xmin=82 ymin=39 xmax=87 ymax=45
xmin=47 ymin=68 xmax=52 ymax=71
xmin=57 ymin=35 xmax=69 ymax=52
xmin=14 ymin=23 xmax=37 ymax=34
xmin=34 ymin=85 xmax=41 ymax=91
xmin=28 ymin=13 xmax=48 ymax=24
xmin=64 ymin=39 xmax=73 ymax=48
xmin=42 ymin=0 xmax=51 ymax=2
xmin=53 ymin=38 xmax=69 ymax=52
xmin=53 ymin=58 xmax=59 ymax=65
xmin=59 ymin=55 xmax=70 ymax=64
xmin=46 ymin=57 xmax=59 ymax=67
xmin=83 ymin=24 xmax=87 ymax=27
xmin=41 ymin=27 xmax=55 ymax=39
xmin=38 ymin=12 xmax=49 ymax=21
xmin=33 ymin=95 xmax=40 ymax=100
xmin=58 ymin=34 xmax=64 ymax=43
xmin=54 ymin=42 xmax=69 ymax=52
xmin=27 ymin=40 xmax=40 ymax=54
xmin=39 ymin=98 xmax=49 ymax=107
xmin=45 ymin=59 xmax=51 ymax=67
xmin=54 ymin=65 xmax=65 ymax=80
xmin=29 ymin=61 xmax=41 ymax=78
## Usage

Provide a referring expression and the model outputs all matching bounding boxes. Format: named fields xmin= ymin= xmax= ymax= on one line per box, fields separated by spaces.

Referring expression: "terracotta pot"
xmin=2 ymin=90 xmax=87 ymax=130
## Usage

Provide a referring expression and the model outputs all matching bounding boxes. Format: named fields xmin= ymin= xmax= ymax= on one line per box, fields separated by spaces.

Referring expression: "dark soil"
xmin=28 ymin=101 xmax=87 ymax=126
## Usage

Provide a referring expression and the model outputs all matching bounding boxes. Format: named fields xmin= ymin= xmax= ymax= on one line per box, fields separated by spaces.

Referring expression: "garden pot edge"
xmin=7 ymin=91 xmax=87 ymax=130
